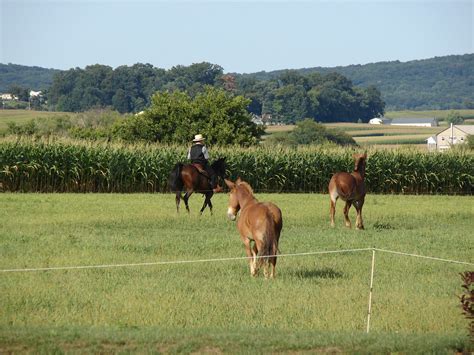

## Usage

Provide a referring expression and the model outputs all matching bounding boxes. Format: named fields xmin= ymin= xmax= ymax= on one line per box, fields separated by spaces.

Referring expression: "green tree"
xmin=113 ymin=87 xmax=263 ymax=146
xmin=272 ymin=84 xmax=309 ymax=123
xmin=268 ymin=119 xmax=356 ymax=146
xmin=291 ymin=119 xmax=329 ymax=145
xmin=112 ymin=89 xmax=131 ymax=113
xmin=445 ymin=110 xmax=464 ymax=125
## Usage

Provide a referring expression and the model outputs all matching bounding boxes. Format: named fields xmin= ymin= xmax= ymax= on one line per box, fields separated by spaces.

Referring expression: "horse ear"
xmin=363 ymin=152 xmax=368 ymax=159
xmin=224 ymin=179 xmax=234 ymax=189
xmin=236 ymin=177 xmax=242 ymax=184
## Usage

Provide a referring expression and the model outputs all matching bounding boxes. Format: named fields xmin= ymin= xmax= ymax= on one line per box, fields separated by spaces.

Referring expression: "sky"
xmin=1 ymin=0 xmax=473 ymax=74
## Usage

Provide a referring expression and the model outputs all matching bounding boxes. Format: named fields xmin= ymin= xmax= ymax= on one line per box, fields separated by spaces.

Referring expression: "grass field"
xmin=353 ymin=134 xmax=430 ymax=145
xmin=384 ymin=109 xmax=474 ymax=120
xmin=265 ymin=117 xmax=474 ymax=148
xmin=0 ymin=109 xmax=73 ymax=132
xmin=1 ymin=193 xmax=472 ymax=352
xmin=264 ymin=123 xmax=443 ymax=148
xmin=2 ymin=109 xmax=473 ymax=149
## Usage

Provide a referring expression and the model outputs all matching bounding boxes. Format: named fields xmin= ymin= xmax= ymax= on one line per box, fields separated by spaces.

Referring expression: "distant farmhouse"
xmin=390 ymin=117 xmax=438 ymax=127
xmin=427 ymin=124 xmax=474 ymax=151
xmin=251 ymin=114 xmax=264 ymax=125
xmin=1 ymin=90 xmax=44 ymax=109
xmin=369 ymin=117 xmax=438 ymax=127
xmin=0 ymin=93 xmax=18 ymax=101
xmin=251 ymin=113 xmax=274 ymax=126
xmin=29 ymin=90 xmax=42 ymax=98
xmin=369 ymin=117 xmax=391 ymax=125
xmin=1 ymin=91 xmax=42 ymax=101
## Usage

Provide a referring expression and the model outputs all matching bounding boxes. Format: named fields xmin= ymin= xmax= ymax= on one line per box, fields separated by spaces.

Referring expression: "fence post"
xmin=366 ymin=248 xmax=376 ymax=333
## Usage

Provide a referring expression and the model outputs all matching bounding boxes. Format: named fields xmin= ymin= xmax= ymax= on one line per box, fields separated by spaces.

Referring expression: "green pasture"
xmin=1 ymin=193 xmax=472 ymax=353
xmin=346 ymin=127 xmax=441 ymax=137
xmin=0 ymin=109 xmax=73 ymax=132
xmin=263 ymin=109 xmax=474 ymax=148
xmin=354 ymin=134 xmax=430 ymax=145
xmin=384 ymin=109 xmax=474 ymax=121
xmin=2 ymin=109 xmax=473 ymax=149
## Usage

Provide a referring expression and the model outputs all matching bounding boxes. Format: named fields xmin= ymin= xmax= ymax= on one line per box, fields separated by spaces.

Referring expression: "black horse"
xmin=168 ymin=158 xmax=226 ymax=215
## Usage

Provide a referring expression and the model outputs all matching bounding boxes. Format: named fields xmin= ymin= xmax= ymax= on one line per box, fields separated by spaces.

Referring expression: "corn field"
xmin=1 ymin=137 xmax=472 ymax=194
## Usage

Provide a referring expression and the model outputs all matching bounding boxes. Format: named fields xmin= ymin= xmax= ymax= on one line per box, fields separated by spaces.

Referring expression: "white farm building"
xmin=369 ymin=117 xmax=390 ymax=125
xmin=369 ymin=117 xmax=438 ymax=127
xmin=390 ymin=118 xmax=438 ymax=127
xmin=429 ymin=124 xmax=474 ymax=151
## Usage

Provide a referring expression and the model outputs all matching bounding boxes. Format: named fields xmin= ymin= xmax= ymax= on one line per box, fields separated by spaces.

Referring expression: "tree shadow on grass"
xmin=288 ymin=267 xmax=344 ymax=280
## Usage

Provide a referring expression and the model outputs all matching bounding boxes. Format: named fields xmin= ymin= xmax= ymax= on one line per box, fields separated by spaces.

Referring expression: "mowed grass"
xmin=0 ymin=193 xmax=473 ymax=352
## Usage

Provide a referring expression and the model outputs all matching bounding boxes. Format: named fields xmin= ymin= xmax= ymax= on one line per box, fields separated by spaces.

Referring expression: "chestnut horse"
xmin=168 ymin=158 xmax=226 ymax=215
xmin=225 ymin=178 xmax=283 ymax=278
xmin=328 ymin=153 xmax=367 ymax=229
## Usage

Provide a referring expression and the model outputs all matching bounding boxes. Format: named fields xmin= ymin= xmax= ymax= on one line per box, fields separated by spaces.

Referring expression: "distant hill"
xmin=0 ymin=63 xmax=60 ymax=92
xmin=1 ymin=54 xmax=473 ymax=110
xmin=242 ymin=54 xmax=474 ymax=110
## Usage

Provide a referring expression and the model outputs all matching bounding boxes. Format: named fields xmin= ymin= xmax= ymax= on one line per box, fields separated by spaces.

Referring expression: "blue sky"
xmin=1 ymin=0 xmax=472 ymax=73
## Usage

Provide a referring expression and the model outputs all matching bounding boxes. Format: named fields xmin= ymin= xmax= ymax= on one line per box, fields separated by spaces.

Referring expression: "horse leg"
xmin=260 ymin=240 xmax=272 ymax=279
xmin=330 ymin=195 xmax=338 ymax=227
xmin=199 ymin=197 xmax=207 ymax=215
xmin=208 ymin=195 xmax=213 ymax=215
xmin=263 ymin=258 xmax=271 ymax=279
xmin=200 ymin=192 xmax=213 ymax=216
xmin=269 ymin=256 xmax=277 ymax=278
xmin=248 ymin=241 xmax=259 ymax=276
xmin=269 ymin=241 xmax=278 ymax=279
xmin=343 ymin=200 xmax=352 ymax=228
xmin=183 ymin=191 xmax=193 ymax=213
xmin=243 ymin=238 xmax=256 ymax=277
xmin=175 ymin=191 xmax=181 ymax=213
xmin=254 ymin=238 xmax=267 ymax=277
xmin=354 ymin=198 xmax=365 ymax=230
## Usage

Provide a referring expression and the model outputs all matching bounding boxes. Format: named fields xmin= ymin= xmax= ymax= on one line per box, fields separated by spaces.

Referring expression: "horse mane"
xmin=211 ymin=157 xmax=226 ymax=177
xmin=237 ymin=181 xmax=254 ymax=197
xmin=354 ymin=155 xmax=367 ymax=172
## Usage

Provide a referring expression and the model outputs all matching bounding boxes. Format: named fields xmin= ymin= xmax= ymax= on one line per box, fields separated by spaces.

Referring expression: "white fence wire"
xmin=1 ymin=247 xmax=472 ymax=333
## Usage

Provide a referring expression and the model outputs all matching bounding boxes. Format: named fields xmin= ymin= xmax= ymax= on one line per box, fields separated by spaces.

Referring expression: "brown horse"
xmin=225 ymin=178 xmax=283 ymax=278
xmin=328 ymin=153 xmax=367 ymax=229
xmin=168 ymin=158 xmax=226 ymax=215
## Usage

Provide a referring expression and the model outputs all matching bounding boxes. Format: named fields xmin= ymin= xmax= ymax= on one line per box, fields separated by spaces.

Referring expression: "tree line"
xmin=5 ymin=88 xmax=356 ymax=147
xmin=44 ymin=62 xmax=384 ymax=123
xmin=2 ymin=54 xmax=473 ymax=111
xmin=237 ymin=54 xmax=474 ymax=111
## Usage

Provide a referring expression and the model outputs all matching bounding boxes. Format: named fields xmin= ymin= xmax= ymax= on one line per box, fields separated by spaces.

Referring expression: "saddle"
xmin=192 ymin=163 xmax=210 ymax=178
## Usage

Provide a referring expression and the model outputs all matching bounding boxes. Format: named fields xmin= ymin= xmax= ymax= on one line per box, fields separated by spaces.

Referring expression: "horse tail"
xmin=168 ymin=163 xmax=184 ymax=192
xmin=257 ymin=213 xmax=278 ymax=265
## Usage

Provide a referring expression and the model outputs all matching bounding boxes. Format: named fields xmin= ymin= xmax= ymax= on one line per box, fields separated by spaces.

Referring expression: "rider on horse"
xmin=187 ymin=134 xmax=222 ymax=193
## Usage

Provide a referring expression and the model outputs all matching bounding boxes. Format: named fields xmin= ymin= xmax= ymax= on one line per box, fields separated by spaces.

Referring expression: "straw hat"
xmin=192 ymin=134 xmax=205 ymax=142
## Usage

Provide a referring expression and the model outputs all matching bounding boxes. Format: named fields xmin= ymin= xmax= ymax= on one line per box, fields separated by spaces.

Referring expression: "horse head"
xmin=224 ymin=177 xmax=254 ymax=221
xmin=353 ymin=153 xmax=367 ymax=175
xmin=224 ymin=177 xmax=240 ymax=220
xmin=212 ymin=157 xmax=227 ymax=179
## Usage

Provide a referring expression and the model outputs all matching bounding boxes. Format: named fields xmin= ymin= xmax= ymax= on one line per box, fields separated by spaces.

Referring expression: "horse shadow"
xmin=288 ymin=267 xmax=344 ymax=280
